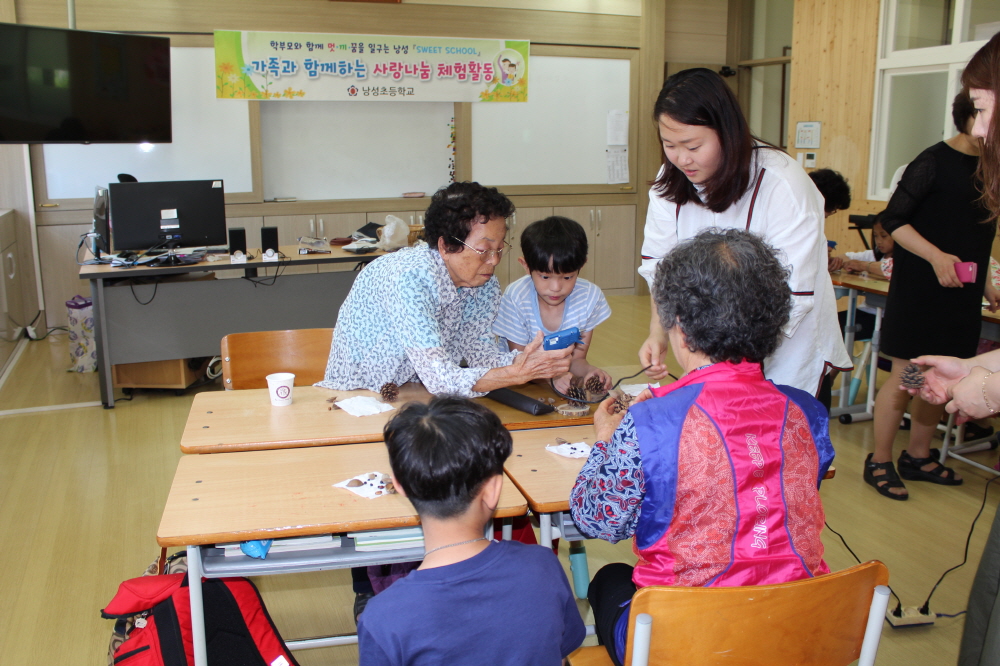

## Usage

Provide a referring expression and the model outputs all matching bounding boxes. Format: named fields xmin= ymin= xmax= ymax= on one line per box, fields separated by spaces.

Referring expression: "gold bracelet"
xmin=983 ymin=371 xmax=997 ymax=415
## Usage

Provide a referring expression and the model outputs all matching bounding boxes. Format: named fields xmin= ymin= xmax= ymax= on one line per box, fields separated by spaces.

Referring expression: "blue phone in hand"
xmin=543 ymin=327 xmax=581 ymax=350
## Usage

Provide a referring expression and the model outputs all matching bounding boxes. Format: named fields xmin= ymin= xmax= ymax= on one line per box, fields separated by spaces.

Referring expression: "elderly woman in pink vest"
xmin=571 ymin=228 xmax=832 ymax=666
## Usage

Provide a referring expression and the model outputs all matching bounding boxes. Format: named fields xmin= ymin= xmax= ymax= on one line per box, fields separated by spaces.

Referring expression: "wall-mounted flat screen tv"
xmin=0 ymin=22 xmax=171 ymax=143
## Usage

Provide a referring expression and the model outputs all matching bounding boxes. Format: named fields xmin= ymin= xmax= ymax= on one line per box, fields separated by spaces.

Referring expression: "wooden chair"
xmin=220 ymin=329 xmax=333 ymax=390
xmin=568 ymin=560 xmax=890 ymax=666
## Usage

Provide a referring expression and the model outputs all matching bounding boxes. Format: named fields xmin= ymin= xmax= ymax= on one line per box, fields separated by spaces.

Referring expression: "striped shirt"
xmin=493 ymin=276 xmax=611 ymax=346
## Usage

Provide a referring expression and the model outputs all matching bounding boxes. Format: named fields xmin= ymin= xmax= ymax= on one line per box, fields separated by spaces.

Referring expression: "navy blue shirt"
xmin=358 ymin=540 xmax=586 ymax=665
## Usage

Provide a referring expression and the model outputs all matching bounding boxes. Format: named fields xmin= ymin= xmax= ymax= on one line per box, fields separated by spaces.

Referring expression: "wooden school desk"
xmin=830 ymin=272 xmax=888 ymax=423
xmin=180 ymin=383 xmax=595 ymax=454
xmin=157 ymin=442 xmax=528 ymax=665
xmin=80 ymin=245 xmax=381 ymax=408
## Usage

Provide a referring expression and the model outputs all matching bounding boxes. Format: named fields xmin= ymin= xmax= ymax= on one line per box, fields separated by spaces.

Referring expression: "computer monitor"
xmin=108 ymin=180 xmax=227 ymax=266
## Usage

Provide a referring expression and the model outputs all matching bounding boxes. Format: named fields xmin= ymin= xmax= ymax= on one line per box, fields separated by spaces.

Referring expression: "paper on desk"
xmin=619 ymin=382 xmax=659 ymax=397
xmin=334 ymin=471 xmax=397 ymax=498
xmin=546 ymin=441 xmax=591 ymax=459
xmin=335 ymin=396 xmax=395 ymax=417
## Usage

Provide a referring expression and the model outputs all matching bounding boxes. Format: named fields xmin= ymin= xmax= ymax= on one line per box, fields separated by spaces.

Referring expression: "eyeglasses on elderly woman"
xmin=451 ymin=236 xmax=512 ymax=261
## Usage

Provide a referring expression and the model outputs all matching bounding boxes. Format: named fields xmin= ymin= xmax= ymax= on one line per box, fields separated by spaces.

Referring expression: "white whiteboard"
xmin=260 ymin=101 xmax=454 ymax=200
xmin=471 ymin=55 xmax=631 ymax=186
xmin=43 ymin=48 xmax=254 ymax=198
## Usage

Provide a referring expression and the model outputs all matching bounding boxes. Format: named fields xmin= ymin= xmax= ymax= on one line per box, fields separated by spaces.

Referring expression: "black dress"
xmin=880 ymin=142 xmax=995 ymax=360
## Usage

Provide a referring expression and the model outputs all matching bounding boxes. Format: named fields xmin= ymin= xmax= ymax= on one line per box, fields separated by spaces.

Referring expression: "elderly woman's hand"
xmin=511 ymin=332 xmax=573 ymax=383
xmin=594 ymin=395 xmax=627 ymax=442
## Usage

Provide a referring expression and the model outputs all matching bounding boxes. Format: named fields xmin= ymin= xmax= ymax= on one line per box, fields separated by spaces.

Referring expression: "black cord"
xmin=31 ymin=326 xmax=70 ymax=341
xmin=241 ymin=254 xmax=289 ymax=287
xmin=548 ymin=365 xmax=664 ymax=404
xmin=825 ymin=520 xmax=904 ymax=610
xmin=129 ymin=280 xmax=158 ymax=305
xmin=919 ymin=474 xmax=1000 ymax=614
xmin=115 ymin=393 xmax=134 ymax=403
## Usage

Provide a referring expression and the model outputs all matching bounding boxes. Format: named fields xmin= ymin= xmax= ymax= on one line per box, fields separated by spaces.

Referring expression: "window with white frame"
xmin=868 ymin=0 xmax=1000 ymax=200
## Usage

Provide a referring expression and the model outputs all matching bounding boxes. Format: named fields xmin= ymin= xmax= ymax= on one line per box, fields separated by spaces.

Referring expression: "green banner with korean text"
xmin=214 ymin=30 xmax=529 ymax=102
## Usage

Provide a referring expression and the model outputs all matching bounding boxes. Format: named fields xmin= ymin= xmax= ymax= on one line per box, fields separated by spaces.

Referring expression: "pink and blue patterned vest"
xmin=628 ymin=361 xmax=832 ymax=589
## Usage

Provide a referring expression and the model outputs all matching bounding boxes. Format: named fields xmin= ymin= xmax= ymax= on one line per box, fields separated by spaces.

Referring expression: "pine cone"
xmin=380 ymin=382 xmax=400 ymax=403
xmin=566 ymin=385 xmax=587 ymax=407
xmin=585 ymin=375 xmax=605 ymax=394
xmin=612 ymin=393 xmax=633 ymax=414
xmin=900 ymin=363 xmax=925 ymax=389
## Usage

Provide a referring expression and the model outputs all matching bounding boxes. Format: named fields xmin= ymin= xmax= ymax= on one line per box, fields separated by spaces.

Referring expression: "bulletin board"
xmin=41 ymin=48 xmax=255 ymax=199
xmin=470 ymin=53 xmax=633 ymax=188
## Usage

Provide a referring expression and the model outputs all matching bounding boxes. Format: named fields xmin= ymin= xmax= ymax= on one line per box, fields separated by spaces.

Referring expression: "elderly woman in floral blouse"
xmin=317 ymin=181 xmax=572 ymax=397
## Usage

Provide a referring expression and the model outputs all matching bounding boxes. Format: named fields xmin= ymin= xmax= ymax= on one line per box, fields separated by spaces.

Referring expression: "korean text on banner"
xmin=214 ymin=30 xmax=529 ymax=102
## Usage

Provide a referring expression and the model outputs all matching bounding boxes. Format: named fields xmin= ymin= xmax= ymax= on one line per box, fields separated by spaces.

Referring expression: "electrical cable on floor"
xmin=826 ymin=520 xmax=903 ymax=610
xmin=918 ymin=474 xmax=1000 ymax=615
xmin=827 ymin=472 xmax=1000 ymax=620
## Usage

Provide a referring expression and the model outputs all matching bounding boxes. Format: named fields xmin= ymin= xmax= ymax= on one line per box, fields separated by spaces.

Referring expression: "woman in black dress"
xmin=865 ymin=92 xmax=998 ymax=500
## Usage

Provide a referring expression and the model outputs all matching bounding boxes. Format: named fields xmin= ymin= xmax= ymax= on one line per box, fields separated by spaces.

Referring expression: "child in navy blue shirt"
xmin=493 ymin=216 xmax=613 ymax=393
xmin=357 ymin=397 xmax=585 ymax=665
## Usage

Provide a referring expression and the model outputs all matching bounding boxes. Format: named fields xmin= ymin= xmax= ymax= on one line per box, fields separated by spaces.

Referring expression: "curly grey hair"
xmin=653 ymin=228 xmax=792 ymax=364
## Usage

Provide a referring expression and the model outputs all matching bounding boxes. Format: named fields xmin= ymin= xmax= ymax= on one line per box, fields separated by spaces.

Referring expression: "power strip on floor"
xmin=886 ymin=606 xmax=935 ymax=628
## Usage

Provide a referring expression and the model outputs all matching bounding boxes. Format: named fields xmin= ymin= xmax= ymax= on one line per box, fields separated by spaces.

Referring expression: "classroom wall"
xmin=786 ymin=0 xmax=882 ymax=255
xmin=665 ymin=0 xmax=728 ymax=66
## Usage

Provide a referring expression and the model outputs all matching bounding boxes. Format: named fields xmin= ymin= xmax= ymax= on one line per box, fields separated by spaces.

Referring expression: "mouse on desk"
xmin=118 ymin=251 xmax=138 ymax=263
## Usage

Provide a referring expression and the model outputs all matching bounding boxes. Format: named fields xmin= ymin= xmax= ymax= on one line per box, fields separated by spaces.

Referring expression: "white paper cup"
xmin=266 ymin=372 xmax=295 ymax=406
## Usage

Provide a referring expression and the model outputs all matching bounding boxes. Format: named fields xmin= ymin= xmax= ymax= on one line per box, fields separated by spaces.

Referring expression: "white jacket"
xmin=639 ymin=148 xmax=852 ymax=394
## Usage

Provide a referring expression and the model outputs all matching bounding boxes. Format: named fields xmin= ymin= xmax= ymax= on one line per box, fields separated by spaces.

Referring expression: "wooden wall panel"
xmin=787 ymin=0 xmax=881 ymax=254
xmin=403 ymin=0 xmax=642 ymax=15
xmin=14 ymin=0 xmax=639 ymax=48
xmin=0 ymin=0 xmax=16 ymax=22
xmin=665 ymin=0 xmax=728 ymax=65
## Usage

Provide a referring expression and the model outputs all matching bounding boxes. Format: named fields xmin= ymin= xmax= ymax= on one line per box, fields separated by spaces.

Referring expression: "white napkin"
xmin=619 ymin=382 xmax=659 ymax=397
xmin=334 ymin=472 xmax=396 ymax=498
xmin=335 ymin=396 xmax=395 ymax=417
xmin=545 ymin=441 xmax=591 ymax=459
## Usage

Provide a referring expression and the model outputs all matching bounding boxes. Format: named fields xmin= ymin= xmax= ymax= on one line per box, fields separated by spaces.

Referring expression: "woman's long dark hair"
xmin=651 ymin=68 xmax=759 ymax=213
xmin=962 ymin=32 xmax=1000 ymax=222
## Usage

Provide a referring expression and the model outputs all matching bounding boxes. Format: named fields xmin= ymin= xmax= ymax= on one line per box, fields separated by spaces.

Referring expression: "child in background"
xmin=829 ymin=214 xmax=894 ymax=280
xmin=809 ymin=168 xmax=852 ymax=218
xmin=358 ymin=397 xmax=585 ymax=666
xmin=493 ymin=216 xmax=612 ymax=393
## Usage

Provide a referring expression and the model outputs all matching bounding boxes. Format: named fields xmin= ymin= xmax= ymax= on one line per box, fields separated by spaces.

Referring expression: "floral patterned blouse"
xmin=316 ymin=246 xmax=517 ymax=397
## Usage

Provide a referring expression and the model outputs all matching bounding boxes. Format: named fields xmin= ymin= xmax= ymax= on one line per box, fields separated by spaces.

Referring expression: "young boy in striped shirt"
xmin=493 ymin=216 xmax=612 ymax=394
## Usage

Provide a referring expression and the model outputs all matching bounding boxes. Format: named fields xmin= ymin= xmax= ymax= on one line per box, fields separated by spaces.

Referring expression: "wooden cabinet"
xmin=496 ymin=206 xmax=552 ymax=289
xmin=552 ymin=205 xmax=635 ymax=291
xmin=316 ymin=213 xmax=367 ymax=274
xmin=367 ymin=211 xmax=423 ymax=227
xmin=37 ymin=223 xmax=92 ymax=329
xmin=0 ymin=210 xmax=22 ymax=369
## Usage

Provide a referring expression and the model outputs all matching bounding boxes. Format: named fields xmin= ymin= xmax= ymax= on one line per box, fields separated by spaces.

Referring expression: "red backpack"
xmin=102 ymin=571 xmax=300 ymax=666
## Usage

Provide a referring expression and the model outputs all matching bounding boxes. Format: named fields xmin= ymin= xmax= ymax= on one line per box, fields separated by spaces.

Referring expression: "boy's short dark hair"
xmin=653 ymin=228 xmax=791 ymax=364
xmin=520 ymin=216 xmax=588 ymax=273
xmin=384 ymin=396 xmax=512 ymax=519
xmin=808 ymin=168 xmax=852 ymax=214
